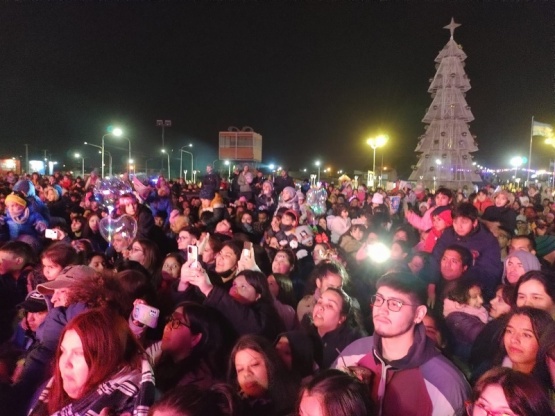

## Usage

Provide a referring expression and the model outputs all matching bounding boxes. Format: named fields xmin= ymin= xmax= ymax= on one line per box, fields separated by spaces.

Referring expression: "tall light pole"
xmin=101 ymin=127 xmax=130 ymax=177
xmin=367 ymin=135 xmax=388 ymax=188
xmin=74 ymin=153 xmax=85 ymax=178
xmin=113 ymin=128 xmax=131 ymax=175
xmin=224 ymin=160 xmax=231 ymax=179
xmin=314 ymin=160 xmax=321 ymax=183
xmin=179 ymin=144 xmax=193 ymax=182
xmin=161 ymin=149 xmax=171 ymax=180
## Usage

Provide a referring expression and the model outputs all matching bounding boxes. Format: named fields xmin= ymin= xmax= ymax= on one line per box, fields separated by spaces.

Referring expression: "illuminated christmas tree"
xmin=409 ymin=18 xmax=481 ymax=189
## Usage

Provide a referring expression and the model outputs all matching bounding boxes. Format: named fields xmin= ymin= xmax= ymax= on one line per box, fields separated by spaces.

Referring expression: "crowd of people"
xmin=1 ymin=164 xmax=555 ymax=415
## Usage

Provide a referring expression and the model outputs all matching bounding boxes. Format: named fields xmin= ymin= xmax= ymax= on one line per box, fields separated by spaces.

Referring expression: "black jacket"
xmin=203 ymin=286 xmax=285 ymax=341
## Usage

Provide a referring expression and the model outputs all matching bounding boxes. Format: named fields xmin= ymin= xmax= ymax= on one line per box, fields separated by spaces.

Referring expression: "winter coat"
xmin=481 ymin=205 xmax=517 ymax=232
xmin=443 ymin=299 xmax=488 ymax=363
xmin=203 ymin=286 xmax=285 ymax=341
xmin=333 ymin=324 xmax=470 ymax=416
xmin=431 ymin=223 xmax=502 ymax=300
xmin=326 ymin=215 xmax=351 ymax=245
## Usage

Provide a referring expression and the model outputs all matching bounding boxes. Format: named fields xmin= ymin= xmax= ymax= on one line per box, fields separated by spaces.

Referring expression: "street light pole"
xmin=74 ymin=153 xmax=85 ymax=178
xmin=102 ymin=128 xmax=130 ymax=177
xmin=224 ymin=160 xmax=231 ymax=179
xmin=510 ymin=156 xmax=523 ymax=187
xmin=161 ymin=149 xmax=171 ymax=180
xmin=156 ymin=120 xmax=172 ymax=150
xmin=180 ymin=145 xmax=193 ymax=182
xmin=367 ymin=135 xmax=389 ymax=188
xmin=101 ymin=134 xmax=110 ymax=178
xmin=315 ymin=161 xmax=321 ymax=183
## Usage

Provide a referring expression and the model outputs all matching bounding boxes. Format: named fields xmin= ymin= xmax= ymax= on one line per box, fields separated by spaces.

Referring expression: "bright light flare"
xmin=366 ymin=242 xmax=391 ymax=263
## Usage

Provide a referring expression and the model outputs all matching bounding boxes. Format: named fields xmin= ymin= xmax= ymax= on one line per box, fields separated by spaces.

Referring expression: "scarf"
xmin=29 ymin=358 xmax=155 ymax=416
xmin=443 ymin=298 xmax=489 ymax=324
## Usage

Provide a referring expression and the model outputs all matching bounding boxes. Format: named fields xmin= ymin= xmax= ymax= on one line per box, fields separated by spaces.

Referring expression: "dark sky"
xmin=0 ymin=2 xmax=553 ymax=176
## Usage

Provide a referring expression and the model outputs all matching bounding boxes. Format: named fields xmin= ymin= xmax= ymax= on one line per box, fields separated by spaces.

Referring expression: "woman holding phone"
xmin=183 ymin=257 xmax=285 ymax=341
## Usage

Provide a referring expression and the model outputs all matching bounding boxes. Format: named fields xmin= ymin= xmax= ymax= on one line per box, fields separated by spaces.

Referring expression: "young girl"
xmin=40 ymin=242 xmax=78 ymax=281
xmin=423 ymin=206 xmax=452 ymax=253
xmin=443 ymin=278 xmax=488 ymax=364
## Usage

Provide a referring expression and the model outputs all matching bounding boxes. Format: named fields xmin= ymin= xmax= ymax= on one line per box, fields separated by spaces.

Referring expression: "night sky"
xmin=0 ymin=2 xmax=553 ymax=177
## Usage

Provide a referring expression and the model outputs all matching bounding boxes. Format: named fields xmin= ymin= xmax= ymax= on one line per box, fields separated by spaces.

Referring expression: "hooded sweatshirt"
xmin=333 ymin=324 xmax=470 ymax=416
xmin=502 ymin=250 xmax=541 ymax=284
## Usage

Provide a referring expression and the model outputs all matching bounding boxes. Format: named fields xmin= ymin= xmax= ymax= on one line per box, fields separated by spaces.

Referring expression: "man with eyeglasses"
xmin=333 ymin=272 xmax=470 ymax=416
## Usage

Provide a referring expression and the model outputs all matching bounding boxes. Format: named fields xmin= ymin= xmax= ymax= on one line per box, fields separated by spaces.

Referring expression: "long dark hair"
xmin=271 ymin=273 xmax=296 ymax=308
xmin=147 ymin=383 xmax=239 ymax=416
xmin=471 ymin=367 xmax=554 ymax=416
xmin=496 ymin=307 xmax=553 ymax=386
xmin=321 ymin=287 xmax=363 ymax=332
xmin=514 ymin=270 xmax=555 ymax=306
xmin=297 ymin=369 xmax=374 ymax=416
xmin=228 ymin=335 xmax=299 ymax=414
xmin=155 ymin=302 xmax=234 ymax=392
xmin=240 ymin=270 xmax=274 ymax=305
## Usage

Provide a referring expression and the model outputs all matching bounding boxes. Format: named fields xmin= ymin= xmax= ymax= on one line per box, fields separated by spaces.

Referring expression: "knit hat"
xmin=371 ymin=193 xmax=384 ymax=205
xmin=17 ymin=290 xmax=47 ymax=312
xmin=432 ymin=206 xmax=453 ymax=226
xmin=516 ymin=215 xmax=527 ymax=223
xmin=37 ymin=265 xmax=98 ymax=295
xmin=6 ymin=192 xmax=27 ymax=207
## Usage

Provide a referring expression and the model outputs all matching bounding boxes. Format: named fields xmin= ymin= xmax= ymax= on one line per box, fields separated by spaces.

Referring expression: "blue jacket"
xmin=8 ymin=302 xmax=88 ymax=414
xmin=430 ymin=223 xmax=502 ymax=300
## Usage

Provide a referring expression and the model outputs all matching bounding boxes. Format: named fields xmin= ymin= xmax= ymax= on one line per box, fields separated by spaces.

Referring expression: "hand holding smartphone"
xmin=188 ymin=245 xmax=199 ymax=268
xmin=242 ymin=241 xmax=253 ymax=259
xmin=45 ymin=229 xmax=58 ymax=239
xmin=132 ymin=304 xmax=160 ymax=328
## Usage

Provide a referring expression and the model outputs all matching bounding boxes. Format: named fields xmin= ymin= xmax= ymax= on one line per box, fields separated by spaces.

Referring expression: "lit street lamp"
xmin=101 ymin=128 xmax=131 ymax=177
xmin=367 ymin=135 xmax=389 ymax=187
xmin=161 ymin=149 xmax=171 ymax=180
xmin=315 ymin=160 xmax=321 ymax=183
xmin=224 ymin=160 xmax=231 ymax=179
xmin=74 ymin=153 xmax=85 ymax=178
xmin=179 ymin=144 xmax=193 ymax=182
xmin=511 ymin=156 xmax=524 ymax=185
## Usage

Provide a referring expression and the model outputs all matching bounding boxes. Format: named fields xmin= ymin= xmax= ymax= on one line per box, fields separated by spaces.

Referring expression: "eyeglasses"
xmin=466 ymin=401 xmax=516 ymax=416
xmin=165 ymin=316 xmax=190 ymax=330
xmin=370 ymin=294 xmax=414 ymax=312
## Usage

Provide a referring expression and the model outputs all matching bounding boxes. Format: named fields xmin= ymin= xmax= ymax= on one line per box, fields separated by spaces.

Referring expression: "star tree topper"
xmin=444 ymin=17 xmax=461 ymax=39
